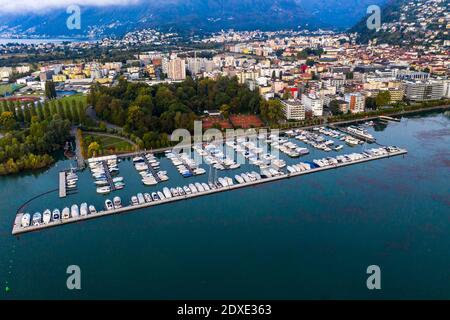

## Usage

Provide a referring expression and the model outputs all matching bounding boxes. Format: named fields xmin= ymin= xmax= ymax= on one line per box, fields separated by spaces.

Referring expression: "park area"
xmin=81 ymin=131 xmax=137 ymax=158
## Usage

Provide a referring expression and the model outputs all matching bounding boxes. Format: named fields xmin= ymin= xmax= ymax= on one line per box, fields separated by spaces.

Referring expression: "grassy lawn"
xmin=58 ymin=94 xmax=88 ymax=105
xmin=82 ymin=132 xmax=136 ymax=157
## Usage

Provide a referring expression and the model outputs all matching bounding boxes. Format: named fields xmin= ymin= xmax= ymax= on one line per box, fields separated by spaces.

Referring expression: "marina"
xmin=2 ymin=110 xmax=449 ymax=299
xmin=12 ymin=146 xmax=407 ymax=235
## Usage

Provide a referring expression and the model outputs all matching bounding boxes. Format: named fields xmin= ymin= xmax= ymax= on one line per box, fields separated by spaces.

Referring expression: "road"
xmin=86 ymin=106 xmax=123 ymax=131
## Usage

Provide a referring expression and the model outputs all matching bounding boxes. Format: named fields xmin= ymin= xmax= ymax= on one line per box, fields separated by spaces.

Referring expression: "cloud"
xmin=0 ymin=0 xmax=142 ymax=13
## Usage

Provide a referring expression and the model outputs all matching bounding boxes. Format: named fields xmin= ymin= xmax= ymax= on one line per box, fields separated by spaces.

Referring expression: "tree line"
xmin=0 ymin=98 xmax=88 ymax=129
xmin=0 ymin=115 xmax=71 ymax=175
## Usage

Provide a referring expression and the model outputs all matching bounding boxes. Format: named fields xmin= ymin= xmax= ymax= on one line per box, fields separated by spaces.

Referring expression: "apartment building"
xmin=281 ymin=99 xmax=305 ymax=121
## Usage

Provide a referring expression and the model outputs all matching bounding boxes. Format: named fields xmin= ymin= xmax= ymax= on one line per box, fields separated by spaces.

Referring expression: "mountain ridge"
xmin=0 ymin=0 xmax=386 ymax=38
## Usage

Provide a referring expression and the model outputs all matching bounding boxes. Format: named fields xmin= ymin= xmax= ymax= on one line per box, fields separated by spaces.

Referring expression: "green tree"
xmin=376 ymin=91 xmax=391 ymax=108
xmin=0 ymin=111 xmax=16 ymax=130
xmin=219 ymin=104 xmax=231 ymax=119
xmin=45 ymin=81 xmax=57 ymax=100
xmin=88 ymin=142 xmax=101 ymax=158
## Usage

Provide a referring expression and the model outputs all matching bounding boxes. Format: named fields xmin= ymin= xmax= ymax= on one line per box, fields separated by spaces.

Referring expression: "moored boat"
xmin=32 ymin=212 xmax=42 ymax=226
xmin=52 ymin=209 xmax=61 ymax=221
xmin=43 ymin=209 xmax=51 ymax=224
xmin=21 ymin=213 xmax=31 ymax=227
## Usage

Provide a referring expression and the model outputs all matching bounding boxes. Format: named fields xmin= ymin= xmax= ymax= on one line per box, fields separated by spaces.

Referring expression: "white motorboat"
xmin=105 ymin=199 xmax=114 ymax=210
xmin=89 ymin=205 xmax=97 ymax=215
xmin=43 ymin=209 xmax=51 ymax=224
xmin=189 ymin=184 xmax=198 ymax=193
xmin=183 ymin=186 xmax=192 ymax=194
xmin=163 ymin=188 xmax=173 ymax=199
xmin=21 ymin=213 xmax=31 ymax=227
xmin=235 ymin=175 xmax=245 ymax=184
xmin=157 ymin=191 xmax=166 ymax=200
xmin=137 ymin=193 xmax=145 ymax=204
xmin=62 ymin=207 xmax=70 ymax=220
xmin=71 ymin=204 xmax=79 ymax=218
xmin=144 ymin=193 xmax=152 ymax=202
xmin=32 ymin=212 xmax=42 ymax=226
xmin=97 ymin=186 xmax=111 ymax=194
xmin=52 ymin=209 xmax=61 ymax=221
xmin=113 ymin=197 xmax=122 ymax=209
xmin=195 ymin=182 xmax=205 ymax=192
xmin=202 ymin=183 xmax=211 ymax=191
xmin=80 ymin=203 xmax=88 ymax=216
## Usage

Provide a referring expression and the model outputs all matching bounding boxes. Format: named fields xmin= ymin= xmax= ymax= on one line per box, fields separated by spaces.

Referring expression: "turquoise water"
xmin=0 ymin=111 xmax=449 ymax=299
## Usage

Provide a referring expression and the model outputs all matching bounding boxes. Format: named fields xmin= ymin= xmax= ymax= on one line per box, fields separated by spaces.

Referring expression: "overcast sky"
xmin=0 ymin=0 xmax=141 ymax=13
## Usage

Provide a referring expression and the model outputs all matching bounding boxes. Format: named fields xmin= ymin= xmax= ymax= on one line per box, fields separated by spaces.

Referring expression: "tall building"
xmin=301 ymin=94 xmax=324 ymax=117
xmin=168 ymin=58 xmax=186 ymax=80
xmin=404 ymin=81 xmax=444 ymax=102
xmin=344 ymin=93 xmax=365 ymax=114
xmin=281 ymin=100 xmax=305 ymax=121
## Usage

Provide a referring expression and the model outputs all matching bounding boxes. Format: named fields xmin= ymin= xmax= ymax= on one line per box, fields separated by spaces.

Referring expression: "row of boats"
xmin=292 ymin=130 xmax=347 ymax=151
xmin=166 ymin=151 xmax=206 ymax=177
xmin=21 ymin=203 xmax=98 ymax=227
xmin=21 ymin=144 xmax=402 ymax=228
xmin=133 ymin=154 xmax=169 ymax=185
xmin=89 ymin=157 xmax=124 ymax=194
xmin=65 ymin=170 xmax=78 ymax=193
xmin=194 ymin=144 xmax=241 ymax=171
xmin=128 ymin=171 xmax=267 ymax=205
xmin=225 ymin=137 xmax=289 ymax=170
xmin=285 ymin=146 xmax=402 ymax=173
xmin=268 ymin=138 xmax=310 ymax=158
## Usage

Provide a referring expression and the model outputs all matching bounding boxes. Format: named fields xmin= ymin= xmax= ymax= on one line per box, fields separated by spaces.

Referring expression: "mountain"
xmin=351 ymin=0 xmax=450 ymax=46
xmin=0 ymin=0 xmax=386 ymax=38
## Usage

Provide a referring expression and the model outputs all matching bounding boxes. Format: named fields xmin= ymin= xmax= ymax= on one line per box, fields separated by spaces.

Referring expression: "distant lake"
xmin=0 ymin=38 xmax=97 ymax=45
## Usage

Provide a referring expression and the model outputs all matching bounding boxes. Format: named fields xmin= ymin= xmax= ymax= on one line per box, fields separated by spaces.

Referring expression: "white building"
xmin=301 ymin=94 xmax=324 ymax=117
xmin=404 ymin=81 xmax=444 ymax=101
xmin=344 ymin=93 xmax=365 ymax=114
xmin=167 ymin=58 xmax=186 ymax=81
xmin=281 ymin=99 xmax=305 ymax=121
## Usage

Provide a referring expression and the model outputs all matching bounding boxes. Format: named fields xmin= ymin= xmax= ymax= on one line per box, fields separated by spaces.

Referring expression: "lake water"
xmin=0 ymin=111 xmax=449 ymax=299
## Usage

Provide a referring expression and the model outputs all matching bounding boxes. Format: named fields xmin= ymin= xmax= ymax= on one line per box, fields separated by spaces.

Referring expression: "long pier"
xmin=12 ymin=149 xmax=407 ymax=236
xmin=141 ymin=154 xmax=161 ymax=182
xmin=59 ymin=172 xmax=67 ymax=198
xmin=102 ymin=160 xmax=116 ymax=191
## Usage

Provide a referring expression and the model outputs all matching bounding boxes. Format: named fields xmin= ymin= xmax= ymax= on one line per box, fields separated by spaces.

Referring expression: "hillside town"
xmin=1 ymin=29 xmax=449 ymax=128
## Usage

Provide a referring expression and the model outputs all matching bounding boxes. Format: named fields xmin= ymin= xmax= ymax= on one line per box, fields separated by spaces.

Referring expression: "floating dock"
xmin=59 ymin=172 xmax=66 ymax=198
xmin=12 ymin=149 xmax=407 ymax=236
xmin=141 ymin=154 xmax=161 ymax=182
xmin=379 ymin=116 xmax=401 ymax=122
xmin=102 ymin=160 xmax=116 ymax=191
